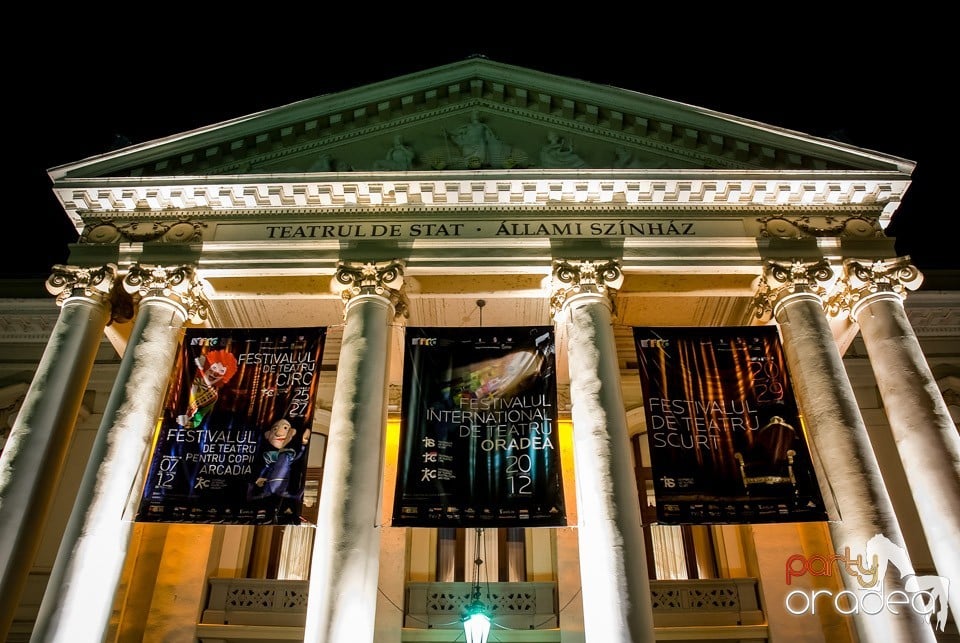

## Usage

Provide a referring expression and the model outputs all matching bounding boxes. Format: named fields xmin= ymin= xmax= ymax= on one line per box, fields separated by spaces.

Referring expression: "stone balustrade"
xmin=199 ymin=576 xmax=769 ymax=642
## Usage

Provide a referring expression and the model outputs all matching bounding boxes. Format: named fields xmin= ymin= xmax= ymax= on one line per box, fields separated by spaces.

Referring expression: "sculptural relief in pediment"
xmin=65 ymin=59 xmax=901 ymax=182
xmin=252 ymin=109 xmax=687 ymax=174
xmin=424 ymin=109 xmax=530 ymax=170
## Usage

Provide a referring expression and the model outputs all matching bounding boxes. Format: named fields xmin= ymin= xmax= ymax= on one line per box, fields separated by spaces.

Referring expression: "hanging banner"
xmin=634 ymin=326 xmax=827 ymax=525
xmin=393 ymin=327 xmax=566 ymax=527
xmin=135 ymin=327 xmax=325 ymax=525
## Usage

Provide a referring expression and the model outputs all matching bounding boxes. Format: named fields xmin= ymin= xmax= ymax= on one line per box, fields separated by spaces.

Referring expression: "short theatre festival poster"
xmin=634 ymin=326 xmax=828 ymax=525
xmin=393 ymin=327 xmax=566 ymax=527
xmin=136 ymin=327 xmax=325 ymax=525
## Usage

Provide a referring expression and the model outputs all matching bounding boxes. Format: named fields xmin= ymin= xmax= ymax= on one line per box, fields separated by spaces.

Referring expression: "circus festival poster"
xmin=634 ymin=326 xmax=828 ymax=525
xmin=393 ymin=326 xmax=566 ymax=527
xmin=135 ymin=327 xmax=325 ymax=525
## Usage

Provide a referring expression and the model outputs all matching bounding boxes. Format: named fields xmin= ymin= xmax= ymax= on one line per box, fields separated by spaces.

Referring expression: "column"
xmin=836 ymin=257 xmax=960 ymax=626
xmin=31 ymin=264 xmax=208 ymax=642
xmin=304 ymin=259 xmax=405 ymax=643
xmin=551 ymin=259 xmax=656 ymax=643
xmin=0 ymin=264 xmax=116 ymax=639
xmin=755 ymin=259 xmax=935 ymax=643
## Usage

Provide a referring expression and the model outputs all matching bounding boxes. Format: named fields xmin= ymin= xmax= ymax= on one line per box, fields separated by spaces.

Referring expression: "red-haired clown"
xmin=175 ymin=349 xmax=238 ymax=428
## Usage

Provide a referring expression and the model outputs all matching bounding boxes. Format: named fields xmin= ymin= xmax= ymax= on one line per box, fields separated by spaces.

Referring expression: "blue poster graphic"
xmin=393 ymin=327 xmax=566 ymax=527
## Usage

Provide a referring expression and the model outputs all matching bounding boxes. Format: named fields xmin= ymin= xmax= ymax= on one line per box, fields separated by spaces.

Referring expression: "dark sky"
xmin=10 ymin=26 xmax=944 ymax=281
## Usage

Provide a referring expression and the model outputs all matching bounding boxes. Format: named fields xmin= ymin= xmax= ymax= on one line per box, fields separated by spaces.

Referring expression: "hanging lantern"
xmin=462 ymin=528 xmax=492 ymax=643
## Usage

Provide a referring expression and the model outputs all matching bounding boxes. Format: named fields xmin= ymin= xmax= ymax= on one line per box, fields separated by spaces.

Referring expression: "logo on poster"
xmin=638 ymin=338 xmax=669 ymax=348
xmin=784 ymin=534 xmax=950 ymax=632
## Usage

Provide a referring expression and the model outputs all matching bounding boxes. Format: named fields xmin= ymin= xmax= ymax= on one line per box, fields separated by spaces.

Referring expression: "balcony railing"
xmin=650 ymin=578 xmax=764 ymax=627
xmin=199 ymin=577 xmax=767 ymax=641
xmin=405 ymin=581 xmax=557 ymax=630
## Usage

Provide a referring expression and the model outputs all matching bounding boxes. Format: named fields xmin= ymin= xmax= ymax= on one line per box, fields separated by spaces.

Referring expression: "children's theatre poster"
xmin=135 ymin=327 xmax=325 ymax=525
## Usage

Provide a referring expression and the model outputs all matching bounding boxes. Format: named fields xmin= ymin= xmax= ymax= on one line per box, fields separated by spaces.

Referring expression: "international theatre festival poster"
xmin=634 ymin=326 xmax=828 ymax=525
xmin=393 ymin=327 xmax=566 ymax=527
xmin=136 ymin=327 xmax=325 ymax=525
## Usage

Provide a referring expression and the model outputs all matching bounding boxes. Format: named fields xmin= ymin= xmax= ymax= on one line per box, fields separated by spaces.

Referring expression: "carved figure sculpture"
xmin=373 ymin=135 xmax=415 ymax=170
xmin=540 ymin=131 xmax=587 ymax=168
xmin=613 ymin=146 xmax=668 ymax=169
xmin=427 ymin=110 xmax=528 ymax=169
xmin=446 ymin=110 xmax=501 ymax=168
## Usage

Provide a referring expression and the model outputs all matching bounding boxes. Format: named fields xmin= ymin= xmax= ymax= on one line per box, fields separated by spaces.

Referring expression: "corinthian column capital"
xmin=550 ymin=259 xmax=624 ymax=317
xmin=827 ymin=257 xmax=924 ymax=320
xmin=45 ymin=263 xmax=118 ymax=306
xmin=333 ymin=259 xmax=408 ymax=319
xmin=122 ymin=264 xmax=210 ymax=324
xmin=752 ymin=259 xmax=836 ymax=320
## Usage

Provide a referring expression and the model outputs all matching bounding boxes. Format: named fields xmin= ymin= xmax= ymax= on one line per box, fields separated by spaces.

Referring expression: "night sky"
xmin=9 ymin=24 xmax=943 ymax=281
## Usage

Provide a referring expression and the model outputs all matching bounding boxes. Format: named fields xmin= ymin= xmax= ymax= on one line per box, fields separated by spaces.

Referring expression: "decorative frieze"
xmin=59 ymin=176 xmax=908 ymax=218
xmin=0 ymin=310 xmax=58 ymax=343
xmin=752 ymin=259 xmax=836 ymax=320
xmin=757 ymin=213 xmax=882 ymax=239
xmin=122 ymin=264 xmax=210 ymax=325
xmin=905 ymin=294 xmax=960 ymax=337
xmin=80 ymin=218 xmax=206 ymax=244
xmin=332 ymin=259 xmax=408 ymax=319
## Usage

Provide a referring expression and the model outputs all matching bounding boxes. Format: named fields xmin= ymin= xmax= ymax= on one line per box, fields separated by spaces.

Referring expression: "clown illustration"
xmin=175 ymin=349 xmax=239 ymax=428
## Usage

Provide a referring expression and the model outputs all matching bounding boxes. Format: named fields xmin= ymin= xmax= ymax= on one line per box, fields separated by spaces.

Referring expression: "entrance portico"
xmin=2 ymin=59 xmax=948 ymax=642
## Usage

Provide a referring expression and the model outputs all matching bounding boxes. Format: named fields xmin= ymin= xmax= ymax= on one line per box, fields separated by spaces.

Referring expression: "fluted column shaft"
xmin=305 ymin=260 xmax=403 ymax=643
xmin=31 ymin=264 xmax=207 ymax=643
xmin=0 ymin=265 xmax=115 ymax=639
xmin=843 ymin=258 xmax=960 ymax=626
xmin=759 ymin=260 xmax=935 ymax=643
xmin=553 ymin=259 xmax=655 ymax=643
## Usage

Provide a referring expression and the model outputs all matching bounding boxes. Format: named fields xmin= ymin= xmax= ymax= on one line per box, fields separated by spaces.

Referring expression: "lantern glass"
xmin=463 ymin=608 xmax=491 ymax=643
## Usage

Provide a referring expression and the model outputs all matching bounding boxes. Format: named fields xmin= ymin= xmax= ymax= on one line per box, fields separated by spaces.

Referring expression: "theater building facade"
xmin=1 ymin=59 xmax=958 ymax=642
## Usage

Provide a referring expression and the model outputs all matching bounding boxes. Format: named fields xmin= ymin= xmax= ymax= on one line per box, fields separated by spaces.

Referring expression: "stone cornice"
xmin=56 ymin=172 xmax=908 ymax=227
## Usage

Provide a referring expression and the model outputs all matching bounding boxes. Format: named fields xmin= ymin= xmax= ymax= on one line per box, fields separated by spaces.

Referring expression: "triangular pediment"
xmin=50 ymin=58 xmax=913 ymax=182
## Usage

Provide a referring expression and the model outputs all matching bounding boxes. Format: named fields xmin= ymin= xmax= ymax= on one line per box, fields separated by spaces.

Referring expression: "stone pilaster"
xmin=0 ymin=264 xmax=117 ymax=640
xmin=305 ymin=260 xmax=405 ymax=643
xmin=755 ymin=259 xmax=935 ymax=643
xmin=31 ymin=264 xmax=209 ymax=643
xmin=832 ymin=257 xmax=960 ymax=630
xmin=551 ymin=259 xmax=655 ymax=643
